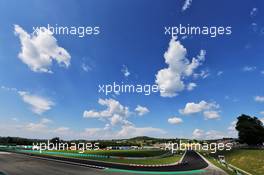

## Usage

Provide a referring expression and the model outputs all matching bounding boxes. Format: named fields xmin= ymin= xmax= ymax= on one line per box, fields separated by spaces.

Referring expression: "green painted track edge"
xmin=104 ymin=168 xmax=206 ymax=174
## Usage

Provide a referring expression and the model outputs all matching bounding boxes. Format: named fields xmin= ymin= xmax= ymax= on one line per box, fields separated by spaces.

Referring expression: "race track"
xmin=0 ymin=150 xmax=210 ymax=174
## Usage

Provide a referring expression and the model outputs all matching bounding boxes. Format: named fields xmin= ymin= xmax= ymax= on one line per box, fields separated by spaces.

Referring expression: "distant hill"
xmin=129 ymin=136 xmax=157 ymax=141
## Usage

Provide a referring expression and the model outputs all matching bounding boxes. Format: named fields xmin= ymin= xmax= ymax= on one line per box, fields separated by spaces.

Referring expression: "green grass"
xmin=217 ymin=149 xmax=264 ymax=175
xmin=86 ymin=155 xmax=181 ymax=165
xmin=46 ymin=149 xmax=168 ymax=157
xmin=199 ymin=148 xmax=264 ymax=175
xmin=24 ymin=150 xmax=181 ymax=165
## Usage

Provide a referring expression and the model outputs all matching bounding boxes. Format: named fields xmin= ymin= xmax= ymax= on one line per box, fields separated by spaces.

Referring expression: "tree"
xmin=50 ymin=137 xmax=60 ymax=145
xmin=236 ymin=114 xmax=264 ymax=145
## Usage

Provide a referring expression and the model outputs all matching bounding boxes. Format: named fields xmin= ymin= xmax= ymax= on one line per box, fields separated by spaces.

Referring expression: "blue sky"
xmin=0 ymin=0 xmax=264 ymax=140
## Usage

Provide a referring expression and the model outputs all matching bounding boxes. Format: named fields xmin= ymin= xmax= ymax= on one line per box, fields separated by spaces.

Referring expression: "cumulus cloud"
xmin=192 ymin=128 xmax=227 ymax=140
xmin=250 ymin=7 xmax=258 ymax=17
xmin=83 ymin=98 xmax=149 ymax=127
xmin=179 ymin=101 xmax=217 ymax=114
xmin=121 ymin=65 xmax=130 ymax=77
xmin=82 ymin=99 xmax=165 ymax=139
xmin=168 ymin=117 xmax=183 ymax=124
xmin=18 ymin=91 xmax=54 ymax=115
xmin=83 ymin=98 xmax=130 ymax=124
xmin=135 ymin=105 xmax=149 ymax=116
xmin=155 ymin=37 xmax=206 ymax=97
xmin=182 ymin=0 xmax=192 ymax=11
xmin=179 ymin=100 xmax=220 ymax=119
xmin=80 ymin=127 xmax=111 ymax=139
xmin=187 ymin=82 xmax=197 ymax=91
xmin=203 ymin=111 xmax=221 ymax=119
xmin=192 ymin=129 xmax=204 ymax=139
xmin=14 ymin=25 xmax=71 ymax=73
xmin=217 ymin=71 xmax=223 ymax=76
xmin=193 ymin=70 xmax=210 ymax=79
xmin=227 ymin=120 xmax=238 ymax=138
xmin=255 ymin=96 xmax=264 ymax=102
xmin=243 ymin=66 xmax=256 ymax=72
xmin=24 ymin=118 xmax=52 ymax=132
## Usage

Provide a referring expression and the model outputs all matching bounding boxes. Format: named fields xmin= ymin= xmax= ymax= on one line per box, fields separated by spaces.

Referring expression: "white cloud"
xmin=187 ymin=82 xmax=197 ymax=91
xmin=192 ymin=129 xmax=227 ymax=140
xmin=110 ymin=114 xmax=132 ymax=126
xmin=14 ymin=25 xmax=71 ymax=73
xmin=260 ymin=118 xmax=264 ymax=124
xmin=251 ymin=23 xmax=258 ymax=32
xmin=110 ymin=115 xmax=124 ymax=125
xmin=250 ymin=7 xmax=258 ymax=17
xmin=83 ymin=98 xmax=147 ymax=127
xmin=217 ymin=71 xmax=223 ymax=76
xmin=254 ymin=96 xmax=264 ymax=102
xmin=155 ymin=37 xmax=206 ymax=97
xmin=121 ymin=65 xmax=130 ymax=77
xmin=243 ymin=66 xmax=256 ymax=72
xmin=80 ymin=127 xmax=111 ymax=139
xmin=259 ymin=111 xmax=264 ymax=115
xmin=83 ymin=98 xmax=130 ymax=121
xmin=193 ymin=70 xmax=210 ymax=79
xmin=182 ymin=0 xmax=192 ymax=12
xmin=203 ymin=110 xmax=220 ymax=119
xmin=135 ymin=105 xmax=149 ymax=116
xmin=168 ymin=117 xmax=183 ymax=124
xmin=24 ymin=118 xmax=52 ymax=132
xmin=180 ymin=100 xmax=218 ymax=114
xmin=81 ymin=63 xmax=92 ymax=72
xmin=18 ymin=91 xmax=54 ymax=115
xmin=179 ymin=100 xmax=220 ymax=119
xmin=192 ymin=129 xmax=204 ymax=139
xmin=82 ymin=99 xmax=165 ymax=139
xmin=261 ymin=70 xmax=264 ymax=75
xmin=2 ymin=87 xmax=55 ymax=115
xmin=227 ymin=120 xmax=238 ymax=138
xmin=228 ymin=120 xmax=237 ymax=131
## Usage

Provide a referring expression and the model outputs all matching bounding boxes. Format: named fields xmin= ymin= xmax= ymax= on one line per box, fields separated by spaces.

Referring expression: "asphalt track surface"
xmin=0 ymin=152 xmax=110 ymax=175
xmin=0 ymin=150 xmax=209 ymax=174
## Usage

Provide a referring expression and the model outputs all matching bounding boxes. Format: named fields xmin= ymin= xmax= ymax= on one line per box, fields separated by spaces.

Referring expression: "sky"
xmin=0 ymin=0 xmax=264 ymax=140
